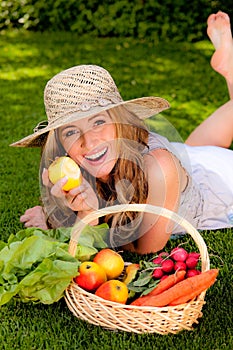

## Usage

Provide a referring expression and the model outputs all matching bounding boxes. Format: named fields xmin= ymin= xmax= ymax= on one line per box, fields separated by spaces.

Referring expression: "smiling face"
xmin=58 ymin=112 xmax=117 ymax=181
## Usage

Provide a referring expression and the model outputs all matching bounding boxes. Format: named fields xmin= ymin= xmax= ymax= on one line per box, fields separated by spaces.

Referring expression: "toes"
xmin=207 ymin=13 xmax=216 ymax=25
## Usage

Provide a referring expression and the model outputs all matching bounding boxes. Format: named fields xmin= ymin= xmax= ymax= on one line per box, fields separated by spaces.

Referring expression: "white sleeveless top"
xmin=146 ymin=132 xmax=233 ymax=233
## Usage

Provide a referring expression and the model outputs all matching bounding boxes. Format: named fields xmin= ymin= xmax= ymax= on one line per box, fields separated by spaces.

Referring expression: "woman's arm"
xmin=131 ymin=149 xmax=186 ymax=254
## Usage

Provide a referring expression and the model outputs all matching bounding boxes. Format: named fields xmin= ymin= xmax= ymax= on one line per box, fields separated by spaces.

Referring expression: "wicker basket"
xmin=65 ymin=204 xmax=210 ymax=334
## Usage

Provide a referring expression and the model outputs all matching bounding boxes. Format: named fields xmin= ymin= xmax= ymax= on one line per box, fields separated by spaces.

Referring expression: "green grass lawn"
xmin=0 ymin=29 xmax=232 ymax=349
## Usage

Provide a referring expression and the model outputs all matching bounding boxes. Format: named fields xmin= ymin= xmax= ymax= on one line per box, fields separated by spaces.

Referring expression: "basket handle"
xmin=68 ymin=204 xmax=210 ymax=272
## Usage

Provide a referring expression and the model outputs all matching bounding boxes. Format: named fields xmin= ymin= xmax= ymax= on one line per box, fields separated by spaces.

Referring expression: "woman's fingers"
xmin=65 ymin=184 xmax=90 ymax=210
xmin=20 ymin=206 xmax=48 ymax=229
xmin=50 ymin=177 xmax=68 ymax=197
xmin=42 ymin=168 xmax=51 ymax=186
xmin=49 ymin=176 xmax=99 ymax=213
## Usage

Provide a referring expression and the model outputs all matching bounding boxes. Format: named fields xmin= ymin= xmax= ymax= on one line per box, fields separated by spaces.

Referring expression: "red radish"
xmin=186 ymin=256 xmax=199 ymax=269
xmin=161 ymin=259 xmax=174 ymax=273
xmin=188 ymin=252 xmax=200 ymax=260
xmin=152 ymin=268 xmax=164 ymax=279
xmin=160 ymin=275 xmax=169 ymax=281
xmin=171 ymin=247 xmax=188 ymax=262
xmin=158 ymin=251 xmax=169 ymax=259
xmin=174 ymin=261 xmax=187 ymax=271
xmin=186 ymin=269 xmax=201 ymax=278
xmin=152 ymin=257 xmax=163 ymax=265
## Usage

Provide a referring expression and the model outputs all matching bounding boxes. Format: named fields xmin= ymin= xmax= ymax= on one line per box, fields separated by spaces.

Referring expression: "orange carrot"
xmin=131 ymin=270 xmax=186 ymax=306
xmin=131 ymin=269 xmax=218 ymax=307
xmin=169 ymin=285 xmax=206 ymax=306
xmin=148 ymin=270 xmax=186 ymax=296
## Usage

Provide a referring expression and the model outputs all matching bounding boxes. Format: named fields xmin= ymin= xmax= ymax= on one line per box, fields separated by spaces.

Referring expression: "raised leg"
xmin=207 ymin=11 xmax=233 ymax=99
xmin=185 ymin=11 xmax=233 ymax=148
xmin=185 ymin=100 xmax=233 ymax=147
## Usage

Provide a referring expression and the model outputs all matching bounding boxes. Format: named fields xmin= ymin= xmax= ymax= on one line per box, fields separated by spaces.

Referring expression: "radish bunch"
xmin=152 ymin=247 xmax=201 ymax=281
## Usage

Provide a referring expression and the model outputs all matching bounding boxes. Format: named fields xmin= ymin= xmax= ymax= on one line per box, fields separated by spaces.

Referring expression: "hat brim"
xmin=10 ymin=96 xmax=170 ymax=148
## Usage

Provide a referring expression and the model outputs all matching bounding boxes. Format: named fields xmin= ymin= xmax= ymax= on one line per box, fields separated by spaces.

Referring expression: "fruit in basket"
xmin=93 ymin=248 xmax=124 ymax=279
xmin=123 ymin=264 xmax=140 ymax=285
xmin=95 ymin=280 xmax=128 ymax=304
xmin=48 ymin=156 xmax=82 ymax=191
xmin=74 ymin=261 xmax=107 ymax=291
xmin=123 ymin=263 xmax=140 ymax=299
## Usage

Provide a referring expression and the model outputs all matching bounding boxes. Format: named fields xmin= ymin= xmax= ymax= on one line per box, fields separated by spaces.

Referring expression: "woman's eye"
xmin=93 ymin=119 xmax=106 ymax=127
xmin=65 ymin=129 xmax=80 ymax=138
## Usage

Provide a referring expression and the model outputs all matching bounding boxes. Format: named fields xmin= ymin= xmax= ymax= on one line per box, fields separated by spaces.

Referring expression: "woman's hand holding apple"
xmin=44 ymin=157 xmax=99 ymax=221
xmin=50 ymin=177 xmax=99 ymax=224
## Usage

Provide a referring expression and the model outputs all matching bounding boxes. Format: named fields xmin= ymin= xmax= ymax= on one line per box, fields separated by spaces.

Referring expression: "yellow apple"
xmin=93 ymin=248 xmax=124 ymax=279
xmin=95 ymin=280 xmax=128 ymax=304
xmin=48 ymin=156 xmax=82 ymax=191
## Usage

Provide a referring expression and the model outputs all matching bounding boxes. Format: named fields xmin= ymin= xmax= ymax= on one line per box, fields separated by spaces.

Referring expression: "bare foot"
xmin=207 ymin=11 xmax=233 ymax=83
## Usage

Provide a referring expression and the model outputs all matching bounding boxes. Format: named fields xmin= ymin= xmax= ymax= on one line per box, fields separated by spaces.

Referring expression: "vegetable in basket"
xmin=0 ymin=223 xmax=108 ymax=305
xmin=131 ymin=269 xmax=219 ymax=307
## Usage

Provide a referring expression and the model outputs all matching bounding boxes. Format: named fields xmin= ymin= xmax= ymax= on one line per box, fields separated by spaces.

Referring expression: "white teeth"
xmin=85 ymin=147 xmax=107 ymax=161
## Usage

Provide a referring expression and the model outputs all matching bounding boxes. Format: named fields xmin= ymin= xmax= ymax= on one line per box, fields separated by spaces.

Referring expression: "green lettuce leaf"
xmin=0 ymin=223 xmax=109 ymax=305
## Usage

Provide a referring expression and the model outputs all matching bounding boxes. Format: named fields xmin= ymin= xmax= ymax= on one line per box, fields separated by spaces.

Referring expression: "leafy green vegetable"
xmin=127 ymin=259 xmax=160 ymax=296
xmin=74 ymin=224 xmax=109 ymax=261
xmin=0 ymin=223 xmax=109 ymax=305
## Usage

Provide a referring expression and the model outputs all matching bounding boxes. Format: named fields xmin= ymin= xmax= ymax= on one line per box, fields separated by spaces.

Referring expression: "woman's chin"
xmin=96 ymin=165 xmax=115 ymax=182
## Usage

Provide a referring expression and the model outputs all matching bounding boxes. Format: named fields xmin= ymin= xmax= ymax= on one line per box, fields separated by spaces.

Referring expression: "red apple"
xmin=95 ymin=280 xmax=128 ymax=304
xmin=74 ymin=261 xmax=107 ymax=291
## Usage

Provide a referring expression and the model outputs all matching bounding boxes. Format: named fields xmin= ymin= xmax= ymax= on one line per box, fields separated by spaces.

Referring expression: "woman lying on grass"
xmin=13 ymin=11 xmax=233 ymax=254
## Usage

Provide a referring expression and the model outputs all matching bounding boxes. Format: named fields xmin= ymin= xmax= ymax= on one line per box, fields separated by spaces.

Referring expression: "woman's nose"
xmin=81 ymin=130 xmax=99 ymax=149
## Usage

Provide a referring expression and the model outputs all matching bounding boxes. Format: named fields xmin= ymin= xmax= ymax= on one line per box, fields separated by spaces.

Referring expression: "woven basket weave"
xmin=65 ymin=204 xmax=210 ymax=334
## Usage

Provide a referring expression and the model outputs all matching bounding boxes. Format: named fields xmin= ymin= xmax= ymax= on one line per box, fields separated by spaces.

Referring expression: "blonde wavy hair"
xmin=40 ymin=106 xmax=149 ymax=248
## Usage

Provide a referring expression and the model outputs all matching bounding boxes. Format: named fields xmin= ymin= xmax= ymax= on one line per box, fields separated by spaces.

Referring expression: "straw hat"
xmin=11 ymin=65 xmax=170 ymax=147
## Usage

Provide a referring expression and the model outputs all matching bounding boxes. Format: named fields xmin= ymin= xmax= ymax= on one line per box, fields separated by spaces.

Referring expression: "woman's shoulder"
xmin=147 ymin=132 xmax=192 ymax=175
xmin=144 ymin=144 xmax=189 ymax=193
xmin=145 ymin=147 xmax=181 ymax=172
xmin=146 ymin=132 xmax=181 ymax=166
